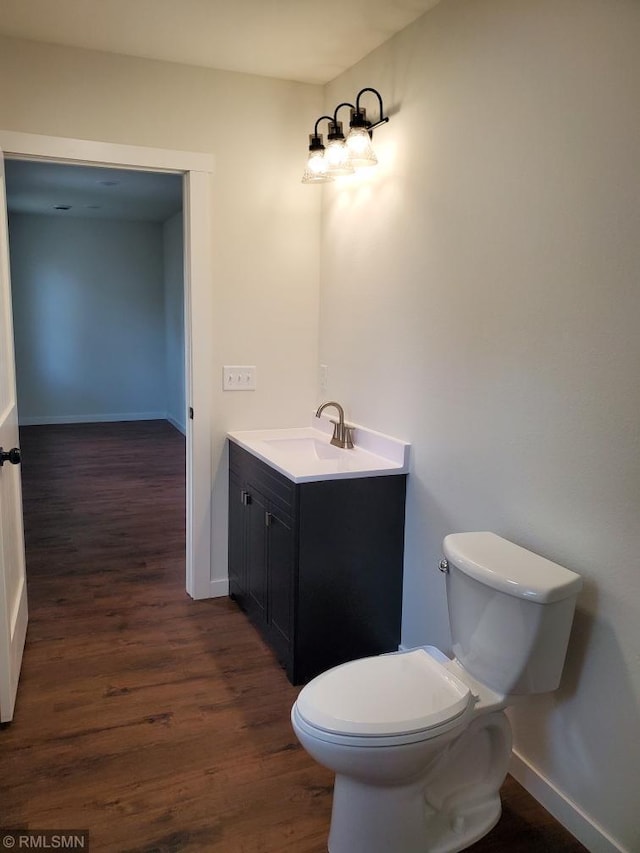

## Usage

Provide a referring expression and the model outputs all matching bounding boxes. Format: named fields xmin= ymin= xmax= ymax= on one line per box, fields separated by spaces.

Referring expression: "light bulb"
xmin=346 ymin=127 xmax=378 ymax=168
xmin=308 ymin=151 xmax=327 ymax=174
xmin=325 ymin=139 xmax=354 ymax=176
xmin=302 ymin=150 xmax=333 ymax=183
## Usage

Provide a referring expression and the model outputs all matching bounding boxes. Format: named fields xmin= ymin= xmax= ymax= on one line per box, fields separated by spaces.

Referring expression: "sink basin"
xmin=261 ymin=436 xmax=345 ymax=461
xmin=228 ymin=420 xmax=410 ymax=484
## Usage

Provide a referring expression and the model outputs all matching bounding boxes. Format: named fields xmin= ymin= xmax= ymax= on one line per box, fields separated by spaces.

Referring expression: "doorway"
xmin=0 ymin=130 xmax=216 ymax=601
xmin=5 ymin=157 xmax=189 ymax=597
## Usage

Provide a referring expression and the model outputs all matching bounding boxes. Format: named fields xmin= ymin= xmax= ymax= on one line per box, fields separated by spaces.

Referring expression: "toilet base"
xmin=327 ymin=712 xmax=512 ymax=853
xmin=328 ymin=775 xmax=502 ymax=853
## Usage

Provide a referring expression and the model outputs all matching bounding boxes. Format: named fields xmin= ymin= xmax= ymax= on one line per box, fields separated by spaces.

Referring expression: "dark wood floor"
xmin=0 ymin=421 xmax=587 ymax=852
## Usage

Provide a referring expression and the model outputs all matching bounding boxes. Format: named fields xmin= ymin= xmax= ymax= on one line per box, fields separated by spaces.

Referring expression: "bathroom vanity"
xmin=227 ymin=419 xmax=409 ymax=684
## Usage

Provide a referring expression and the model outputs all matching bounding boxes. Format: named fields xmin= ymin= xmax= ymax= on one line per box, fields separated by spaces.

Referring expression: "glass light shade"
xmin=325 ymin=139 xmax=355 ymax=176
xmin=308 ymin=149 xmax=327 ymax=174
xmin=302 ymin=167 xmax=333 ymax=184
xmin=346 ymin=127 xmax=378 ymax=168
xmin=301 ymin=149 xmax=333 ymax=183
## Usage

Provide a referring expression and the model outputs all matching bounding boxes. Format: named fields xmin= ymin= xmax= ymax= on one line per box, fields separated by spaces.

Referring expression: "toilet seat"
xmin=294 ymin=648 xmax=474 ymax=746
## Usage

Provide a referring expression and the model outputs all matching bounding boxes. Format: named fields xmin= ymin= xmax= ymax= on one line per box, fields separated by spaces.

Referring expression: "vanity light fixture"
xmin=324 ymin=103 xmax=355 ymax=177
xmin=302 ymin=115 xmax=334 ymax=184
xmin=302 ymin=108 xmax=356 ymax=183
xmin=302 ymin=87 xmax=389 ymax=184
xmin=346 ymin=87 xmax=389 ymax=168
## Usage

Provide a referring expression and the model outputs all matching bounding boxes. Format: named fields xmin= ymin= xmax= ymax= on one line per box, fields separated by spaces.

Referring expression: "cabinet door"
xmin=245 ymin=487 xmax=268 ymax=623
xmin=228 ymin=470 xmax=246 ymax=600
xmin=267 ymin=508 xmax=294 ymax=664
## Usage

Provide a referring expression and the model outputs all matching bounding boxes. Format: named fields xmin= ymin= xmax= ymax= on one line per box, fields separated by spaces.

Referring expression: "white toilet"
xmin=291 ymin=531 xmax=582 ymax=853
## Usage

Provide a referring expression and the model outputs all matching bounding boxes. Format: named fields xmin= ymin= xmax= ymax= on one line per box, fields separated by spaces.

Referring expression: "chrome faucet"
xmin=315 ymin=401 xmax=355 ymax=449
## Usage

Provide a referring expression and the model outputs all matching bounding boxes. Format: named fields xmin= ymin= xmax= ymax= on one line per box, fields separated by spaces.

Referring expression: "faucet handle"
xmin=330 ymin=420 xmax=355 ymax=449
xmin=343 ymin=425 xmax=355 ymax=449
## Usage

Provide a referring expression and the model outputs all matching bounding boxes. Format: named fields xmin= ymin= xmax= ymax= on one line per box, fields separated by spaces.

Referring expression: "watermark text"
xmin=1 ymin=831 xmax=89 ymax=850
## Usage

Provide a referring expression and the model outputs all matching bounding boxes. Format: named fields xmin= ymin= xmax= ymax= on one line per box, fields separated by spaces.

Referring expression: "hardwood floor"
xmin=0 ymin=421 xmax=587 ymax=852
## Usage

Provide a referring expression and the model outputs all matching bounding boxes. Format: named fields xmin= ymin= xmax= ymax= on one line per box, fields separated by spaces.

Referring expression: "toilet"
xmin=291 ymin=531 xmax=582 ymax=853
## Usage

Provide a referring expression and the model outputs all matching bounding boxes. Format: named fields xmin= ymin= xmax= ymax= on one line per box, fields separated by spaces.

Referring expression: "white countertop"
xmin=228 ymin=415 xmax=410 ymax=484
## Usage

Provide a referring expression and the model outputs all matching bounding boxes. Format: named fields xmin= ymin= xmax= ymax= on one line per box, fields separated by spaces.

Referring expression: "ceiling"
xmin=1 ymin=1 xmax=442 ymax=216
xmin=5 ymin=160 xmax=183 ymax=222
xmin=0 ymin=0 xmax=441 ymax=85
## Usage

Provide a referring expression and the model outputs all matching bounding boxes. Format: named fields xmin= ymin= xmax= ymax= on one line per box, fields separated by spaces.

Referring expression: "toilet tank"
xmin=443 ymin=532 xmax=582 ymax=695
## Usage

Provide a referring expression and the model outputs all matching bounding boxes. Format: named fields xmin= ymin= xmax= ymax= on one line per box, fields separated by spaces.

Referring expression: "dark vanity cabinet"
xmin=228 ymin=441 xmax=407 ymax=684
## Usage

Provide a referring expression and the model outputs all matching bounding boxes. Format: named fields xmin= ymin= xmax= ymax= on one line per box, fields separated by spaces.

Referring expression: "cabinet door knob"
xmin=241 ymin=490 xmax=252 ymax=506
xmin=265 ymin=511 xmax=272 ymax=528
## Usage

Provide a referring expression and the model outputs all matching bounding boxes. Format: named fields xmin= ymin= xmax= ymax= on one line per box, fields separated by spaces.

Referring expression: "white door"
xmin=0 ymin=148 xmax=28 ymax=723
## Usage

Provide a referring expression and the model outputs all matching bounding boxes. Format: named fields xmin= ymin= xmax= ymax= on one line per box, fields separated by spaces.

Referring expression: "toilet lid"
xmin=295 ymin=649 xmax=472 ymax=737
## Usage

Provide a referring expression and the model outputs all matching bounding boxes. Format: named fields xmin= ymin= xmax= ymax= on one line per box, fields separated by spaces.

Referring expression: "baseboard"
xmin=187 ymin=573 xmax=229 ymax=601
xmin=210 ymin=577 xmax=229 ymax=598
xmin=19 ymin=412 xmax=167 ymax=426
xmin=509 ymin=750 xmax=627 ymax=853
xmin=166 ymin=414 xmax=187 ymax=436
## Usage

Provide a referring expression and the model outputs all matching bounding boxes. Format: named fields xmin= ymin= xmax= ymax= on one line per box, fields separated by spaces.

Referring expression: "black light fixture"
xmin=346 ymin=88 xmax=389 ymax=167
xmin=324 ymin=102 xmax=356 ymax=177
xmin=301 ymin=115 xmax=334 ymax=184
xmin=302 ymin=88 xmax=389 ymax=184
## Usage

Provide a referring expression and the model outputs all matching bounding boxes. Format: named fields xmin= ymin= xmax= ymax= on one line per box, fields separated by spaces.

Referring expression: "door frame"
xmin=0 ymin=130 xmax=216 ymax=600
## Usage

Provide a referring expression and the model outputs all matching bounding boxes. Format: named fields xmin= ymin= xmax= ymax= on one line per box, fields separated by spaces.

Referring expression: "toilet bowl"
xmin=292 ymin=647 xmax=512 ymax=853
xmin=291 ymin=532 xmax=582 ymax=853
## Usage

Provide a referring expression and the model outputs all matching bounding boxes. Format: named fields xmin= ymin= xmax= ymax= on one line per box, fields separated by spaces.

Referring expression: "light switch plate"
xmin=223 ymin=365 xmax=256 ymax=391
xmin=319 ymin=363 xmax=328 ymax=391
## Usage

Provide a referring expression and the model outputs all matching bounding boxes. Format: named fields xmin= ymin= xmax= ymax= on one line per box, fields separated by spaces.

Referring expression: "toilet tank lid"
xmin=443 ymin=532 xmax=583 ymax=603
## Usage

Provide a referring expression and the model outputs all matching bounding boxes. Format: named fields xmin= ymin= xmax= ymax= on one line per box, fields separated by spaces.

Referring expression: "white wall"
xmin=163 ymin=209 xmax=185 ymax=432
xmin=0 ymin=36 xmax=321 ymax=433
xmin=9 ymin=213 xmax=167 ymax=423
xmin=0 ymin=34 xmax=322 ymax=591
xmin=321 ymin=0 xmax=639 ymax=850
